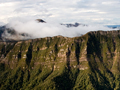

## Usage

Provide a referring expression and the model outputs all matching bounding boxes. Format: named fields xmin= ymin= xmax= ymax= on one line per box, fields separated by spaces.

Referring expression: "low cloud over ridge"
xmin=3 ymin=19 xmax=118 ymax=40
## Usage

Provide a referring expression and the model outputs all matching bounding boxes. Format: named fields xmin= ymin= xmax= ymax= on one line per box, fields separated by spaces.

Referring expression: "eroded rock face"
xmin=1 ymin=30 xmax=120 ymax=90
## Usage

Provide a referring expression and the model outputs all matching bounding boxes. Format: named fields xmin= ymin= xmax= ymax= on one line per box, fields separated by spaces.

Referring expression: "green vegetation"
xmin=1 ymin=31 xmax=120 ymax=89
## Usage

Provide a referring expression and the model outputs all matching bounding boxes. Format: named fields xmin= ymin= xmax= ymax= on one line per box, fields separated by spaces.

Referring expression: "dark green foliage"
xmin=54 ymin=71 xmax=73 ymax=90
xmin=0 ymin=63 xmax=4 ymax=72
xmin=54 ymin=44 xmax=58 ymax=56
xmin=26 ymin=43 xmax=32 ymax=66
xmin=75 ymin=40 xmax=80 ymax=64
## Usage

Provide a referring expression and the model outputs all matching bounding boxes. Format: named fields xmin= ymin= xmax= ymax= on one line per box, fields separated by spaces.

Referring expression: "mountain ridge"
xmin=0 ymin=30 xmax=120 ymax=89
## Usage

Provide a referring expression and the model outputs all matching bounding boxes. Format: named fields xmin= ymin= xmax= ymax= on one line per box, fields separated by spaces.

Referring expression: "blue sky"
xmin=0 ymin=0 xmax=120 ymax=25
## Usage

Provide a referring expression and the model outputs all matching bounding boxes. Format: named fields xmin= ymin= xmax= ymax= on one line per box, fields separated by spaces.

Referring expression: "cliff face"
xmin=1 ymin=30 xmax=120 ymax=90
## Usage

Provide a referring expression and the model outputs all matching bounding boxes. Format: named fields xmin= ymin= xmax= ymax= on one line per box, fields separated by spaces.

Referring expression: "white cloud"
xmin=0 ymin=0 xmax=120 ymax=25
xmin=102 ymin=1 xmax=120 ymax=5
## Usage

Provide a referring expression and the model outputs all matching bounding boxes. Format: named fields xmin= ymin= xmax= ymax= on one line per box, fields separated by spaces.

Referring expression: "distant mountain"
xmin=106 ymin=25 xmax=120 ymax=29
xmin=0 ymin=26 xmax=31 ymax=41
xmin=0 ymin=26 xmax=5 ymax=37
xmin=36 ymin=19 xmax=46 ymax=23
xmin=61 ymin=22 xmax=88 ymax=27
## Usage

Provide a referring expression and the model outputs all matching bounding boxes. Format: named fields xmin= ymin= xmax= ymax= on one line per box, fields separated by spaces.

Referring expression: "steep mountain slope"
xmin=0 ymin=30 xmax=120 ymax=90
